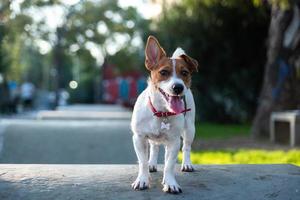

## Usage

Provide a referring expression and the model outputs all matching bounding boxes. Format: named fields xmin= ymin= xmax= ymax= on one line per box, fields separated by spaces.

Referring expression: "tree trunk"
xmin=251 ymin=4 xmax=300 ymax=138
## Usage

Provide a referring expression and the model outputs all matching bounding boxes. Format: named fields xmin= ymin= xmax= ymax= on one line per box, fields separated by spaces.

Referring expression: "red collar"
xmin=148 ymin=96 xmax=191 ymax=118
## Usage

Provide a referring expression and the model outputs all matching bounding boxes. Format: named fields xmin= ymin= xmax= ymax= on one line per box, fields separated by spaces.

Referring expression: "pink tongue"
xmin=169 ymin=96 xmax=184 ymax=114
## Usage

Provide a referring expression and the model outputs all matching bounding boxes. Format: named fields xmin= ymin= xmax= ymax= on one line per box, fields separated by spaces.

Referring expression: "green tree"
xmin=0 ymin=1 xmax=13 ymax=75
xmin=53 ymin=0 xmax=147 ymax=102
xmin=150 ymin=0 xmax=270 ymax=123
xmin=251 ymin=1 xmax=300 ymax=137
xmin=1 ymin=0 xmax=147 ymax=103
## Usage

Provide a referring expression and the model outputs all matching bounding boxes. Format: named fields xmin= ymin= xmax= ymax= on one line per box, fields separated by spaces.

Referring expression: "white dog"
xmin=131 ymin=36 xmax=198 ymax=194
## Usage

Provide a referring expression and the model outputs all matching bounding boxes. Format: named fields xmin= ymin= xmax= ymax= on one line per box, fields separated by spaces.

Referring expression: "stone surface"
xmin=0 ymin=164 xmax=299 ymax=200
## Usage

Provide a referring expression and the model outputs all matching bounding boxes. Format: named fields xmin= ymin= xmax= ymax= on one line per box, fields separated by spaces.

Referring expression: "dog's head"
xmin=145 ymin=35 xmax=198 ymax=113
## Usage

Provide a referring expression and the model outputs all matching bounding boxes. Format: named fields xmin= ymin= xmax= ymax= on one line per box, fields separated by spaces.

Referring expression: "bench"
xmin=270 ymin=110 xmax=300 ymax=147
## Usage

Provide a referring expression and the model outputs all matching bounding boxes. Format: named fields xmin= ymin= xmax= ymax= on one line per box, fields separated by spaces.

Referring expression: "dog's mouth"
xmin=158 ymin=88 xmax=184 ymax=114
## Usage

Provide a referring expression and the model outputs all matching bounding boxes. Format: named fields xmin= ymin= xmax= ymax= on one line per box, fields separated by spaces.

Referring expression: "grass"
xmin=179 ymin=149 xmax=300 ymax=166
xmin=195 ymin=122 xmax=250 ymax=139
xmin=190 ymin=122 xmax=300 ymax=166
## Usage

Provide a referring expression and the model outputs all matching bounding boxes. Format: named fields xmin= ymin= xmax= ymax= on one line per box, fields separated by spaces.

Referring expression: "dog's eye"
xmin=181 ymin=70 xmax=189 ymax=77
xmin=159 ymin=70 xmax=169 ymax=76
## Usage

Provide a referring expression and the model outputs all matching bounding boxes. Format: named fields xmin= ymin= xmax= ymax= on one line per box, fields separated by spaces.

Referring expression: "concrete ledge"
xmin=36 ymin=110 xmax=132 ymax=120
xmin=57 ymin=104 xmax=128 ymax=112
xmin=0 ymin=164 xmax=299 ymax=200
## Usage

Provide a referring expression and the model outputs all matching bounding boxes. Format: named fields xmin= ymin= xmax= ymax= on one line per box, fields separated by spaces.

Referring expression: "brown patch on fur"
xmin=145 ymin=35 xmax=198 ymax=89
xmin=150 ymin=57 xmax=172 ymax=86
xmin=150 ymin=58 xmax=192 ymax=88
xmin=180 ymin=54 xmax=198 ymax=73
xmin=175 ymin=59 xmax=192 ymax=88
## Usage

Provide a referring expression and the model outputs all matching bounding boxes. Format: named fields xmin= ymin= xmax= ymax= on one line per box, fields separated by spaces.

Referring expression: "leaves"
xmin=1 ymin=0 xmax=147 ymax=95
xmin=150 ymin=0 xmax=270 ymax=122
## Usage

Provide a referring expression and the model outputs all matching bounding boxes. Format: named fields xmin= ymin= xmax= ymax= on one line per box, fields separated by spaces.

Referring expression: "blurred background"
xmin=0 ymin=0 xmax=299 ymax=165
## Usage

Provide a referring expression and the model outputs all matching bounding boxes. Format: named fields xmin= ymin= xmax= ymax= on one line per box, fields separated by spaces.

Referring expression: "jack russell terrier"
xmin=131 ymin=35 xmax=198 ymax=194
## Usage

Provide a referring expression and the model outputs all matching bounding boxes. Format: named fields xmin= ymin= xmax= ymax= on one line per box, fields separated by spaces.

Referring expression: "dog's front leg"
xmin=148 ymin=142 xmax=159 ymax=172
xmin=131 ymin=134 xmax=150 ymax=190
xmin=162 ymin=138 xmax=182 ymax=194
xmin=181 ymin=121 xmax=195 ymax=172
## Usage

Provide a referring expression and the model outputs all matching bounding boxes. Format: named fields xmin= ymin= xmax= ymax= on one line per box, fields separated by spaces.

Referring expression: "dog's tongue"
xmin=169 ymin=96 xmax=184 ymax=114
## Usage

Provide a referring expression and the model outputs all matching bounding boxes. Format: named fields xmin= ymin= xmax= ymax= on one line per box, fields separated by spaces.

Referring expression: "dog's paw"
xmin=162 ymin=177 xmax=182 ymax=194
xmin=162 ymin=183 xmax=182 ymax=194
xmin=149 ymin=165 xmax=157 ymax=173
xmin=131 ymin=176 xmax=149 ymax=190
xmin=181 ymin=164 xmax=194 ymax=172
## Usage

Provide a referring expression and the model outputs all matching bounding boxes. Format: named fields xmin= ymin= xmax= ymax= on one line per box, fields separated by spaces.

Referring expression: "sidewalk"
xmin=0 ymin=119 xmax=136 ymax=164
xmin=0 ymin=104 xmax=164 ymax=164
xmin=0 ymin=110 xmax=38 ymax=120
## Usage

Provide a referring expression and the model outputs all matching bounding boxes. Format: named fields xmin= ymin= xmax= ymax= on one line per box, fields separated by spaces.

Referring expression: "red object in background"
xmin=129 ymin=78 xmax=137 ymax=99
xmin=103 ymin=79 xmax=119 ymax=103
xmin=102 ymin=60 xmax=146 ymax=106
xmin=102 ymin=61 xmax=117 ymax=80
xmin=122 ymin=71 xmax=142 ymax=80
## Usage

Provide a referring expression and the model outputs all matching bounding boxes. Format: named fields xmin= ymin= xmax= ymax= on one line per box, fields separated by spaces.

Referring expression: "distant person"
xmin=58 ymin=89 xmax=69 ymax=106
xmin=21 ymin=81 xmax=35 ymax=109
xmin=47 ymin=91 xmax=56 ymax=110
xmin=0 ymin=78 xmax=10 ymax=114
xmin=8 ymin=81 xmax=20 ymax=113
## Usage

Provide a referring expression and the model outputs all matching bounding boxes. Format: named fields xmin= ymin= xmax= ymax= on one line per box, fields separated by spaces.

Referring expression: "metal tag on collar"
xmin=161 ymin=121 xmax=170 ymax=130
xmin=161 ymin=117 xmax=170 ymax=130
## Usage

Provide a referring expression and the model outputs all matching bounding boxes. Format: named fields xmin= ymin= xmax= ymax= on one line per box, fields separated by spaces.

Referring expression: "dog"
xmin=131 ymin=35 xmax=198 ymax=194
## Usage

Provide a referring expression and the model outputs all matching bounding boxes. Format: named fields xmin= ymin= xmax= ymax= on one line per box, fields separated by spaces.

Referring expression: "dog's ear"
xmin=180 ymin=54 xmax=198 ymax=73
xmin=145 ymin=36 xmax=166 ymax=71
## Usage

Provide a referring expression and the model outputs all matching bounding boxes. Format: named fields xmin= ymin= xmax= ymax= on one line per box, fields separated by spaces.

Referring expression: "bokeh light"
xmin=69 ymin=80 xmax=78 ymax=89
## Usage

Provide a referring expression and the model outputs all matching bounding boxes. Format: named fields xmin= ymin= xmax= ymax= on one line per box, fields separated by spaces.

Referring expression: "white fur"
xmin=131 ymin=60 xmax=196 ymax=193
xmin=171 ymin=47 xmax=185 ymax=59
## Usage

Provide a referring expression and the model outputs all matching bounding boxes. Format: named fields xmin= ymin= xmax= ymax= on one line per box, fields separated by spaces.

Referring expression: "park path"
xmin=0 ymin=104 xmax=164 ymax=164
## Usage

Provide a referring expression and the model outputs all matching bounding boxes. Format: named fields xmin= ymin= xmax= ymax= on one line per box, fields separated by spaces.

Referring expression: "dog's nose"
xmin=172 ymin=83 xmax=184 ymax=95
